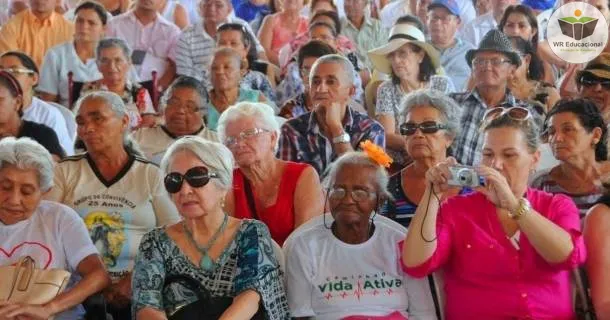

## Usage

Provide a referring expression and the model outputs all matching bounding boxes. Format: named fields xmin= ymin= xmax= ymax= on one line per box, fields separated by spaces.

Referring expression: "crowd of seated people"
xmin=4 ymin=0 xmax=610 ymax=319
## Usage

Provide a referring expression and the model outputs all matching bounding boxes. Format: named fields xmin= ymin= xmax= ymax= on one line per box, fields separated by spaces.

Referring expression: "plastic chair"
xmin=48 ymin=101 xmax=77 ymax=142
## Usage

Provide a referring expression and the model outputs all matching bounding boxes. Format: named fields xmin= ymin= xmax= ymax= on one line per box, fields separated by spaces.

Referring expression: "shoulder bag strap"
xmin=242 ymin=178 xmax=259 ymax=220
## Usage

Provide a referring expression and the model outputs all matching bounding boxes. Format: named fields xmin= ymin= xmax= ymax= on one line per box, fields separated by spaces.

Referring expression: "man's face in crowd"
xmin=427 ymin=7 xmax=460 ymax=46
xmin=471 ymin=51 xmax=516 ymax=89
xmin=344 ymin=0 xmax=366 ymax=24
xmin=579 ymin=74 xmax=610 ymax=120
xmin=29 ymin=0 xmax=54 ymax=14
xmin=200 ymin=0 xmax=231 ymax=24
xmin=309 ymin=61 xmax=355 ymax=111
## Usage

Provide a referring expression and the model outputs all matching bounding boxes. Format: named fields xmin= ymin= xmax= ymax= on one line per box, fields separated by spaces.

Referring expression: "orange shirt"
xmin=0 ymin=10 xmax=74 ymax=68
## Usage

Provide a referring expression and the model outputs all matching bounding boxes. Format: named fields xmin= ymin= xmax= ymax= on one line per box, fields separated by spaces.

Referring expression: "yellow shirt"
xmin=0 ymin=10 xmax=74 ymax=68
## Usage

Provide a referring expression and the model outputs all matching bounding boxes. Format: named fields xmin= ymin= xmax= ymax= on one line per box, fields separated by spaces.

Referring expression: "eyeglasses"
xmin=328 ymin=187 xmax=376 ymax=202
xmin=165 ymin=99 xmax=201 ymax=113
xmin=579 ymin=76 xmax=610 ymax=90
xmin=164 ymin=166 xmax=218 ymax=194
xmin=0 ymin=68 xmax=34 ymax=75
xmin=399 ymin=121 xmax=448 ymax=136
xmin=471 ymin=58 xmax=512 ymax=68
xmin=224 ymin=128 xmax=269 ymax=147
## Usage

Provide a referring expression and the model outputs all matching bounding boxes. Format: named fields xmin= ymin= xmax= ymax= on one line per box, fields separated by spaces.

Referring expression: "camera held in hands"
xmin=447 ymin=165 xmax=485 ymax=188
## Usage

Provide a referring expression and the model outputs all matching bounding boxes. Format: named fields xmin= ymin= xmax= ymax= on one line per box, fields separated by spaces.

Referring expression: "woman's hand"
xmin=104 ymin=274 xmax=132 ymax=308
xmin=425 ymin=157 xmax=458 ymax=197
xmin=0 ymin=301 xmax=53 ymax=320
xmin=475 ymin=165 xmax=520 ymax=211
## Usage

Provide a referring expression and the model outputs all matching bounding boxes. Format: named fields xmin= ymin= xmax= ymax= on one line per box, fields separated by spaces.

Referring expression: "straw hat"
xmin=368 ymin=24 xmax=441 ymax=75
xmin=577 ymin=53 xmax=610 ymax=81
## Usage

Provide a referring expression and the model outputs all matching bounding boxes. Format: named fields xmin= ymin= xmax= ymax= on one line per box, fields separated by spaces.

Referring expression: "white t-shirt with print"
xmin=284 ymin=214 xmax=437 ymax=320
xmin=46 ymin=153 xmax=181 ymax=282
xmin=0 ymin=200 xmax=99 ymax=320
xmin=132 ymin=125 xmax=218 ymax=165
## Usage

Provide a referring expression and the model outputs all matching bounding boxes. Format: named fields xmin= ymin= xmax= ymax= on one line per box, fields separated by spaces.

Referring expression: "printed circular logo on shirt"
xmin=547 ymin=2 xmax=609 ymax=63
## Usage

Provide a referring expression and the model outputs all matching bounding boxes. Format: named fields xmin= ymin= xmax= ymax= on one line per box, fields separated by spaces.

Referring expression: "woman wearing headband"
xmin=132 ymin=136 xmax=290 ymax=319
xmin=0 ymin=70 xmax=65 ymax=159
xmin=284 ymin=143 xmax=436 ymax=319
xmin=402 ymin=105 xmax=584 ymax=319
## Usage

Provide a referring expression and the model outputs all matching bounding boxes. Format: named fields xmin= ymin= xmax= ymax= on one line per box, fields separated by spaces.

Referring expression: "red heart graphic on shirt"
xmin=0 ymin=242 xmax=53 ymax=269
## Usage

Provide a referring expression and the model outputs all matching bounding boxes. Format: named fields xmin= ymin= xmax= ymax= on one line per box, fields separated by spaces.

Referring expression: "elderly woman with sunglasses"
xmin=45 ymin=91 xmax=180 ymax=320
xmin=381 ymin=89 xmax=469 ymax=228
xmin=531 ymin=98 xmax=610 ymax=220
xmin=133 ymin=76 xmax=218 ymax=165
xmin=217 ymin=101 xmax=323 ymax=245
xmin=402 ymin=105 xmax=585 ymax=319
xmin=132 ymin=136 xmax=290 ymax=319
xmin=284 ymin=147 xmax=436 ymax=320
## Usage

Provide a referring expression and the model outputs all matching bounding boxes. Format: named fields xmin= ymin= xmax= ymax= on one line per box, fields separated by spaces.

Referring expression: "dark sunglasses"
xmin=399 ymin=121 xmax=448 ymax=136
xmin=579 ymin=75 xmax=610 ymax=90
xmin=164 ymin=166 xmax=218 ymax=194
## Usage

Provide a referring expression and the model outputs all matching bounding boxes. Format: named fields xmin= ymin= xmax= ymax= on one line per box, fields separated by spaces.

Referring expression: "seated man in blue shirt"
xmin=277 ymin=54 xmax=385 ymax=176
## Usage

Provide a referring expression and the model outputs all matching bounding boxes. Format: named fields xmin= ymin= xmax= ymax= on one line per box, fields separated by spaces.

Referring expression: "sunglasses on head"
xmin=164 ymin=166 xmax=218 ymax=194
xmin=399 ymin=121 xmax=448 ymax=136
xmin=483 ymin=105 xmax=531 ymax=122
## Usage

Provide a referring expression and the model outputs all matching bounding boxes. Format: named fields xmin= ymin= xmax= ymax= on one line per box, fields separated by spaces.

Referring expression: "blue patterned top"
xmin=131 ymin=220 xmax=290 ymax=319
xmin=206 ymin=88 xmax=260 ymax=131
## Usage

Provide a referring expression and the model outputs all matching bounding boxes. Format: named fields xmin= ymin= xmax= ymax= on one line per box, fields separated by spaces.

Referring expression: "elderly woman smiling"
xmin=402 ymin=106 xmax=585 ymax=319
xmin=132 ymin=136 xmax=290 ymax=319
xmin=133 ymin=76 xmax=218 ymax=165
xmin=0 ymin=137 xmax=110 ymax=320
xmin=381 ymin=89 xmax=466 ymax=228
xmin=218 ymin=101 xmax=323 ymax=244
xmin=46 ymin=91 xmax=180 ymax=320
xmin=284 ymin=149 xmax=436 ymax=319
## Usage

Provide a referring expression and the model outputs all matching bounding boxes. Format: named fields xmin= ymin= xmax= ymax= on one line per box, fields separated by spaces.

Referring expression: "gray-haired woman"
xmin=133 ymin=76 xmax=218 ymax=165
xmin=380 ymin=89 xmax=464 ymax=228
xmin=132 ymin=136 xmax=290 ymax=319
xmin=0 ymin=137 xmax=110 ymax=320
xmin=76 ymin=37 xmax=157 ymax=128
xmin=45 ymin=91 xmax=180 ymax=320
xmin=284 ymin=150 xmax=436 ymax=319
xmin=218 ymin=101 xmax=323 ymax=245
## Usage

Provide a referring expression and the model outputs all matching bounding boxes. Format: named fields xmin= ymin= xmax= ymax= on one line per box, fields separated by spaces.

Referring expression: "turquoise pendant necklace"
xmin=183 ymin=214 xmax=228 ymax=271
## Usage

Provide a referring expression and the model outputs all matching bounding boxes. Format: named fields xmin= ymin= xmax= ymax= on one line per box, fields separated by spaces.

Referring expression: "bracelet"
xmin=508 ymin=197 xmax=531 ymax=220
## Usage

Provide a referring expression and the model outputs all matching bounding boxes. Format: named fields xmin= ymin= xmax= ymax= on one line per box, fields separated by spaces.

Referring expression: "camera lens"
xmin=457 ymin=169 xmax=473 ymax=185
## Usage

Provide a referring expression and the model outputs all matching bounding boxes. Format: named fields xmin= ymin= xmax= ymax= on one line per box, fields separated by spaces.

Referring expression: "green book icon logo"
xmin=559 ymin=9 xmax=598 ymax=40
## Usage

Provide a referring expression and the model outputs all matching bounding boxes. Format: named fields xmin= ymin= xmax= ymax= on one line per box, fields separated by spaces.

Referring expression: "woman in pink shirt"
xmin=401 ymin=106 xmax=585 ymax=319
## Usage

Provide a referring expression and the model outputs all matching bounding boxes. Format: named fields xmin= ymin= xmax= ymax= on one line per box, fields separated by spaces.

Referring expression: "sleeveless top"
xmin=270 ymin=15 xmax=308 ymax=55
xmin=381 ymin=171 xmax=471 ymax=228
xmin=232 ymin=162 xmax=309 ymax=245
xmin=206 ymin=88 xmax=260 ymax=131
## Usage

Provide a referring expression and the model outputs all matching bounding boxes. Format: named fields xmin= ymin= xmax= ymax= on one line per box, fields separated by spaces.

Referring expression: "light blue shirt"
xmin=435 ymin=37 xmax=475 ymax=92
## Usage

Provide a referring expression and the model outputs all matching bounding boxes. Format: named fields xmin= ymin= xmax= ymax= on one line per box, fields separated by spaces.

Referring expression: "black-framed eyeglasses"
xmin=579 ymin=75 xmax=610 ymax=90
xmin=164 ymin=166 xmax=218 ymax=194
xmin=399 ymin=121 xmax=448 ymax=136
xmin=328 ymin=187 xmax=376 ymax=202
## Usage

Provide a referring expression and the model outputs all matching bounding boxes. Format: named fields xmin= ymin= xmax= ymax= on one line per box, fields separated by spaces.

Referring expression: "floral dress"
xmin=132 ymin=220 xmax=290 ymax=319
xmin=375 ymin=80 xmax=409 ymax=166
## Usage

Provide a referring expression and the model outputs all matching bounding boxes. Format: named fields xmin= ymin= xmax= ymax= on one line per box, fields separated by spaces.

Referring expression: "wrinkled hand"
xmin=425 ymin=157 xmax=458 ymax=198
xmin=104 ymin=275 xmax=132 ymax=309
xmin=319 ymin=102 xmax=344 ymax=131
xmin=0 ymin=301 xmax=53 ymax=320
xmin=474 ymin=165 xmax=519 ymax=211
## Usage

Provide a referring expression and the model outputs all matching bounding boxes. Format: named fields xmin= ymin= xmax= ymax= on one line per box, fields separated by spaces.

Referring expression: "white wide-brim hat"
xmin=368 ymin=24 xmax=441 ymax=75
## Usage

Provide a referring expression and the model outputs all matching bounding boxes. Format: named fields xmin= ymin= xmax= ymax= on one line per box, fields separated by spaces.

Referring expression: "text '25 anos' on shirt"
xmin=277 ymin=106 xmax=385 ymax=176
xmin=401 ymin=188 xmax=585 ymax=320
xmin=0 ymin=200 xmax=99 ymax=320
xmin=45 ymin=152 xmax=181 ymax=282
xmin=283 ymin=214 xmax=437 ymax=320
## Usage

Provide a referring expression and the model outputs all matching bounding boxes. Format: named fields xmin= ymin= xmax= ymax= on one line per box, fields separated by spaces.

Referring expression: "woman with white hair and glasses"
xmin=381 ymin=89 xmax=469 ymax=228
xmin=217 ymin=101 xmax=323 ymax=245
xmin=0 ymin=137 xmax=110 ymax=320
xmin=133 ymin=76 xmax=218 ymax=165
xmin=46 ymin=91 xmax=180 ymax=320
xmin=132 ymin=136 xmax=290 ymax=319
xmin=402 ymin=105 xmax=585 ymax=319
xmin=284 ymin=146 xmax=436 ymax=319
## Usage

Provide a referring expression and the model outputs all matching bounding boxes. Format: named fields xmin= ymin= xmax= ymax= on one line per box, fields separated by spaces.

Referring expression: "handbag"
xmin=164 ymin=274 xmax=265 ymax=320
xmin=0 ymin=256 xmax=71 ymax=305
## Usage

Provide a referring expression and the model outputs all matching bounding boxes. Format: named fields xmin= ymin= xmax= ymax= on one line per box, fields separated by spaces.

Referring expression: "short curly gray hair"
xmin=161 ymin=136 xmax=234 ymax=190
xmin=399 ymin=89 xmax=462 ymax=139
xmin=0 ymin=137 xmax=54 ymax=192
xmin=323 ymin=152 xmax=392 ymax=201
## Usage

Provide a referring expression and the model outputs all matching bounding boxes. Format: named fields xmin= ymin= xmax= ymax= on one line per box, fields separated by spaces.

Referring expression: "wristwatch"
xmin=332 ymin=132 xmax=350 ymax=144
xmin=508 ymin=197 xmax=531 ymax=220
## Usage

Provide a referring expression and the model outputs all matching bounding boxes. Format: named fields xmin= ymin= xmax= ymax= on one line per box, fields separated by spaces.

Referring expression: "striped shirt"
xmin=175 ymin=19 xmax=264 ymax=86
xmin=277 ymin=106 xmax=385 ymax=175
xmin=530 ymin=168 xmax=603 ymax=220
xmin=450 ymin=89 xmax=540 ymax=166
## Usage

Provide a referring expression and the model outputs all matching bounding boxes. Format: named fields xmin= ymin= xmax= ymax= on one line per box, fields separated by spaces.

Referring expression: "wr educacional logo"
xmin=558 ymin=9 xmax=598 ymax=40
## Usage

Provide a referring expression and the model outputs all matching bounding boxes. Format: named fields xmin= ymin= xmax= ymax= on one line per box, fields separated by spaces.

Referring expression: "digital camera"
xmin=447 ymin=165 xmax=485 ymax=188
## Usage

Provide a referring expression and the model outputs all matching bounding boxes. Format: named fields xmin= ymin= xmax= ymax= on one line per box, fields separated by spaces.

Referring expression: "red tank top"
xmin=232 ymin=162 xmax=308 ymax=245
